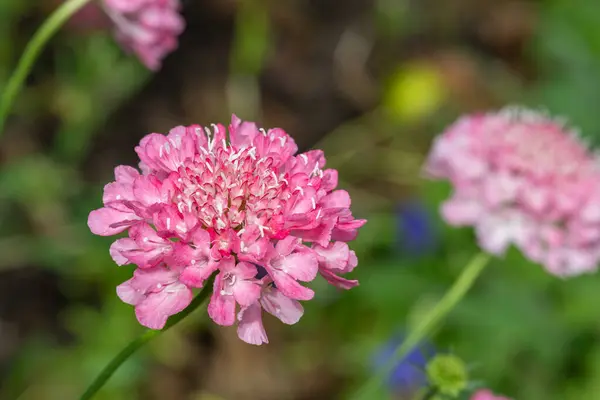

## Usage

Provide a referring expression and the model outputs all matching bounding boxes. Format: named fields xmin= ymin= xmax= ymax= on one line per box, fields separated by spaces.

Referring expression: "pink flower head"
xmin=425 ymin=107 xmax=600 ymax=277
xmin=101 ymin=0 xmax=185 ymax=70
xmin=88 ymin=115 xmax=366 ymax=344
xmin=470 ymin=389 xmax=512 ymax=400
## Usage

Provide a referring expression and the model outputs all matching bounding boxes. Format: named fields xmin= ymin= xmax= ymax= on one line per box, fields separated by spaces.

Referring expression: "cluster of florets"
xmin=102 ymin=0 xmax=185 ymax=70
xmin=88 ymin=115 xmax=365 ymax=344
xmin=425 ymin=107 xmax=600 ymax=276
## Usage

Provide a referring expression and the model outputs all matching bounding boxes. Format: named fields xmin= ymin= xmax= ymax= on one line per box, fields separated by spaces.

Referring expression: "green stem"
xmin=78 ymin=276 xmax=214 ymax=400
xmin=0 ymin=0 xmax=93 ymax=135
xmin=352 ymin=252 xmax=491 ymax=399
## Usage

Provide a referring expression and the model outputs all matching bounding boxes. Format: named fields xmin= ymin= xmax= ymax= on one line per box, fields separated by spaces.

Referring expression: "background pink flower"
xmin=88 ymin=115 xmax=366 ymax=344
xmin=101 ymin=0 xmax=185 ymax=70
xmin=425 ymin=107 xmax=600 ymax=276
xmin=471 ymin=389 xmax=512 ymax=400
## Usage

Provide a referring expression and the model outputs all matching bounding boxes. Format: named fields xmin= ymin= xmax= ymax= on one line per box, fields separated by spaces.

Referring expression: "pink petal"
xmin=291 ymin=217 xmax=336 ymax=247
xmin=237 ymin=302 xmax=269 ymax=345
xmin=313 ymin=242 xmax=350 ymax=271
xmin=441 ymin=196 xmax=484 ymax=225
xmin=88 ymin=207 xmax=140 ymax=236
xmin=233 ymin=280 xmax=261 ymax=307
xmin=190 ymin=228 xmax=212 ymax=252
xmin=129 ymin=266 xmax=177 ymax=293
xmin=279 ymin=252 xmax=319 ymax=282
xmin=320 ymin=169 xmax=338 ymax=192
xmin=320 ymin=269 xmax=359 ymax=290
xmin=320 ymin=190 xmax=351 ymax=209
xmin=133 ymin=175 xmax=165 ymax=207
xmin=102 ymin=181 xmax=135 ymax=207
xmin=229 ymin=115 xmax=259 ymax=148
xmin=207 ymin=274 xmax=236 ymax=326
xmin=269 ymin=269 xmax=314 ymax=301
xmin=114 ymin=165 xmax=140 ymax=185
xmin=116 ymin=279 xmax=145 ymax=305
xmin=135 ymin=283 xmax=193 ymax=329
xmin=235 ymin=261 xmax=259 ymax=280
xmin=260 ymin=288 xmax=304 ymax=325
xmin=274 ymin=236 xmax=299 ymax=257
xmin=135 ymin=133 xmax=167 ymax=172
xmin=109 ymin=238 xmax=137 ymax=265
xmin=179 ymin=261 xmax=218 ymax=287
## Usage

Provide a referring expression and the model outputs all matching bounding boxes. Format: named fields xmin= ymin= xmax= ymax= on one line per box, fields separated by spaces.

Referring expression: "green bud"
xmin=425 ymin=354 xmax=468 ymax=397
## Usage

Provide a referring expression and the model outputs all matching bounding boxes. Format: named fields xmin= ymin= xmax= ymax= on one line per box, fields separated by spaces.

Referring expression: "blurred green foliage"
xmin=2 ymin=0 xmax=600 ymax=399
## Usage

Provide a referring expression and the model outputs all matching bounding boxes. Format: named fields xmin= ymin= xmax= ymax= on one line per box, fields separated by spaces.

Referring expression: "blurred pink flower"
xmin=425 ymin=107 xmax=600 ymax=276
xmin=101 ymin=0 xmax=185 ymax=70
xmin=89 ymin=115 xmax=366 ymax=344
xmin=470 ymin=389 xmax=511 ymax=400
xmin=48 ymin=1 xmax=110 ymax=32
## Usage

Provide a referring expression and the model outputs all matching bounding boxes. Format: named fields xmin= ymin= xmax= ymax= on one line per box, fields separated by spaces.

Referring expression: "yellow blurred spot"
xmin=383 ymin=61 xmax=446 ymax=123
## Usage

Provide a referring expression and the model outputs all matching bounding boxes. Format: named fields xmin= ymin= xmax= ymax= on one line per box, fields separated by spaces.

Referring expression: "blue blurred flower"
xmin=395 ymin=199 xmax=437 ymax=256
xmin=373 ymin=335 xmax=434 ymax=394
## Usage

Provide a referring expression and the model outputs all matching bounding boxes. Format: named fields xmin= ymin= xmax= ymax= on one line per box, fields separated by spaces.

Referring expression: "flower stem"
xmin=78 ymin=276 xmax=214 ymax=400
xmin=352 ymin=252 xmax=491 ymax=399
xmin=0 ymin=0 xmax=93 ymax=136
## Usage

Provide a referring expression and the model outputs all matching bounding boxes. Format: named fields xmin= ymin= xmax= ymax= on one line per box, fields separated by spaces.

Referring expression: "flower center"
xmin=172 ymin=141 xmax=289 ymax=236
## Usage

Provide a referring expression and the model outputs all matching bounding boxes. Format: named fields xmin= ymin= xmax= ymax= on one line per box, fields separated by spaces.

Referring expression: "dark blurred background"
xmin=2 ymin=0 xmax=600 ymax=399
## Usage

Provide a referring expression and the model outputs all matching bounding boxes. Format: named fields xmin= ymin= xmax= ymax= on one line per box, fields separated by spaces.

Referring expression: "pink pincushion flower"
xmin=470 ymin=389 xmax=512 ymax=400
xmin=88 ymin=115 xmax=366 ymax=344
xmin=425 ymin=107 xmax=600 ymax=276
xmin=101 ymin=0 xmax=185 ymax=70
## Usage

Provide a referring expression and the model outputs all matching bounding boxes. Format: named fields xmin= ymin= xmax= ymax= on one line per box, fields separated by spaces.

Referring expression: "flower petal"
xmin=88 ymin=207 xmax=140 ymax=236
xmin=135 ymin=283 xmax=193 ymax=329
xmin=237 ymin=302 xmax=269 ymax=345
xmin=260 ymin=288 xmax=304 ymax=325
xmin=207 ymin=274 xmax=236 ymax=326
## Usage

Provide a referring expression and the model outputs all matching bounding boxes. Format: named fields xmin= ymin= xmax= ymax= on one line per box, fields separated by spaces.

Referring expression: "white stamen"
xmin=166 ymin=218 xmax=171 ymax=230
xmin=300 ymin=154 xmax=308 ymax=164
xmin=115 ymin=195 xmax=122 ymax=200
xmin=311 ymin=198 xmax=316 ymax=209
xmin=278 ymin=136 xmax=286 ymax=146
xmin=259 ymin=128 xmax=267 ymax=136
xmin=294 ymin=186 xmax=304 ymax=196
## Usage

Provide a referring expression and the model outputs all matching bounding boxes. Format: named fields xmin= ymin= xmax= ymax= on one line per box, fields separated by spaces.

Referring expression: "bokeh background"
xmin=1 ymin=0 xmax=600 ymax=399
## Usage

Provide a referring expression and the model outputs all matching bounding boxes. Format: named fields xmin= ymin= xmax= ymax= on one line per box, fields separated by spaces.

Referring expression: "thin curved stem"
xmin=0 ymin=0 xmax=93 ymax=135
xmin=78 ymin=276 xmax=214 ymax=400
xmin=352 ymin=252 xmax=491 ymax=399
